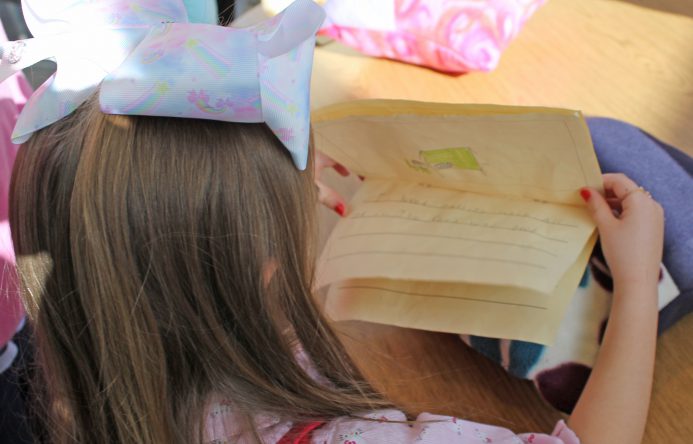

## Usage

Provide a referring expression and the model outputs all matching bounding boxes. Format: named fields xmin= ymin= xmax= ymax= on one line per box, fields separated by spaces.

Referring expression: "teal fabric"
xmin=183 ymin=0 xmax=219 ymax=24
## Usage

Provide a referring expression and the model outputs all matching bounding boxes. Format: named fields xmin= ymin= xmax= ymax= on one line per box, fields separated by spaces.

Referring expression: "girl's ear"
xmin=263 ymin=259 xmax=278 ymax=288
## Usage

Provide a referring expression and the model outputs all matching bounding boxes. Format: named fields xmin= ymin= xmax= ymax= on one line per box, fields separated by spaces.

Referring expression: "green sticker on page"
xmin=406 ymin=147 xmax=481 ymax=173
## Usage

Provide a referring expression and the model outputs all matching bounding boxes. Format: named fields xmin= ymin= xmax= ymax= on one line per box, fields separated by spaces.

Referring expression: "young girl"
xmin=5 ymin=1 xmax=663 ymax=443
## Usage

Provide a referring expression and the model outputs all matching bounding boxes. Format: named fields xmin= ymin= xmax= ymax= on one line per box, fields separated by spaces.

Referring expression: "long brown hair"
xmin=10 ymin=97 xmax=389 ymax=443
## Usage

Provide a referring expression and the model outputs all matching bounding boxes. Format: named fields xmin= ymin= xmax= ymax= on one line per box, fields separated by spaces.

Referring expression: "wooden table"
xmin=247 ymin=0 xmax=693 ymax=440
xmin=310 ymin=0 xmax=693 ymax=156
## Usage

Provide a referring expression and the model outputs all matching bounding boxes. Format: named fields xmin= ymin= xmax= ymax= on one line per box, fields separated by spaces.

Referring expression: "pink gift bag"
xmin=320 ymin=0 xmax=546 ymax=73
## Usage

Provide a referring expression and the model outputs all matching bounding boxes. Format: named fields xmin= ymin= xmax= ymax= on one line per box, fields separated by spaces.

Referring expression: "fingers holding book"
xmin=581 ymin=173 xmax=664 ymax=287
xmin=315 ymin=150 xmax=356 ymax=217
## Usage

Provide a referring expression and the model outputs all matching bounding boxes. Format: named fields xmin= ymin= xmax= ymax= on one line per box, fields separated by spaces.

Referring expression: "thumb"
xmin=581 ymin=187 xmax=614 ymax=229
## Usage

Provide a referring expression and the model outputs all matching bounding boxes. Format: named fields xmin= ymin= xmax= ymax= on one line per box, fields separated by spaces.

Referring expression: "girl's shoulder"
xmin=204 ymin=401 xmax=580 ymax=444
xmin=312 ymin=410 xmax=579 ymax=444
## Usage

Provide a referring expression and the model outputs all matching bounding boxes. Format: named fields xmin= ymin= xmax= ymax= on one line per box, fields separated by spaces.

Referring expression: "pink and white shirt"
xmin=204 ymin=401 xmax=579 ymax=443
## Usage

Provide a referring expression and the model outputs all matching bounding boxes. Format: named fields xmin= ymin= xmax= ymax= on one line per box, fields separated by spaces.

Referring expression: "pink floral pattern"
xmin=320 ymin=0 xmax=546 ymax=73
xmin=204 ymin=406 xmax=581 ymax=443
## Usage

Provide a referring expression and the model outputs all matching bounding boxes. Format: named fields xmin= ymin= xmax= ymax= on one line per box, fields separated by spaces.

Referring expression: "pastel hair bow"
xmin=0 ymin=0 xmax=325 ymax=169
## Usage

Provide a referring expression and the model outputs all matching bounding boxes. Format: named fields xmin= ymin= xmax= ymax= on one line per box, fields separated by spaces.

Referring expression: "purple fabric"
xmin=588 ymin=117 xmax=693 ymax=330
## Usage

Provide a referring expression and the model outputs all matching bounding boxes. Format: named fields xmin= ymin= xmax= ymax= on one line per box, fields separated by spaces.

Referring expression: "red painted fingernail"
xmin=358 ymin=175 xmax=365 ymax=181
xmin=580 ymin=188 xmax=591 ymax=201
xmin=334 ymin=203 xmax=346 ymax=217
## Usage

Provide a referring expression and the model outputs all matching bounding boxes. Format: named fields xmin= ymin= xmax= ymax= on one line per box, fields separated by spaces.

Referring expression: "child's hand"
xmin=581 ymin=173 xmax=664 ymax=289
xmin=315 ymin=150 xmax=352 ymax=217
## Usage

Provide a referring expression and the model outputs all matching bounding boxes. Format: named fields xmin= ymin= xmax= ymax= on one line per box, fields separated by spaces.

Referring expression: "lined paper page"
xmin=317 ymin=180 xmax=595 ymax=294
xmin=323 ymin=233 xmax=598 ymax=345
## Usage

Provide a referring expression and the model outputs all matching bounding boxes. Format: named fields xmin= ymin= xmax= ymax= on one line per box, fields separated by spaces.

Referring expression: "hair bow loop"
xmin=6 ymin=0 xmax=190 ymax=143
xmin=253 ymin=0 xmax=325 ymax=170
xmin=4 ymin=29 xmax=148 ymax=143
xmin=3 ymin=0 xmax=324 ymax=169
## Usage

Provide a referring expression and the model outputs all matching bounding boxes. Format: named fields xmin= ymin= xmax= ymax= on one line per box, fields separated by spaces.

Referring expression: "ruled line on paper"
xmin=347 ymin=213 xmax=569 ymax=243
xmin=363 ymin=198 xmax=579 ymax=228
xmin=337 ymin=232 xmax=558 ymax=257
xmin=337 ymin=285 xmax=548 ymax=310
xmin=327 ymin=250 xmax=547 ymax=269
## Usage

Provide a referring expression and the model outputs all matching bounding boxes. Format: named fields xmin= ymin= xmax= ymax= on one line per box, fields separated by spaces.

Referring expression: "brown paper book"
xmin=313 ymin=100 xmax=602 ymax=345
